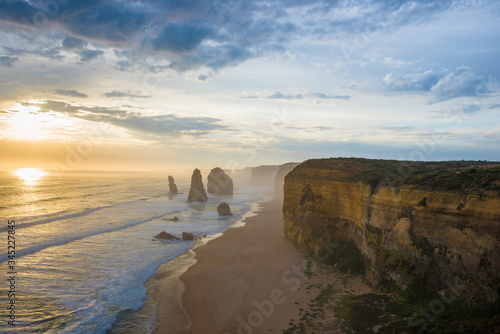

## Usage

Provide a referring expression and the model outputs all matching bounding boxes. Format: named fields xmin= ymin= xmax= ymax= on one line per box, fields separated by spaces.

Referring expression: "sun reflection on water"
xmin=13 ymin=168 xmax=47 ymax=186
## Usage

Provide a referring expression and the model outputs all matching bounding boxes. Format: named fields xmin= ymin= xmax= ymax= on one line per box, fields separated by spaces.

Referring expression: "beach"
xmin=153 ymin=199 xmax=373 ymax=334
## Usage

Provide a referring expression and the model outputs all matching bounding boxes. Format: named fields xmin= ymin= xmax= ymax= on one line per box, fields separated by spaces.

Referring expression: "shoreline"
xmin=174 ymin=199 xmax=372 ymax=333
xmin=150 ymin=199 xmax=266 ymax=334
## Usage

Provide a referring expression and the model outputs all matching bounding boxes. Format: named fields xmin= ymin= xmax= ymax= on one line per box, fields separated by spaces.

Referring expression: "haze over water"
xmin=0 ymin=169 xmax=263 ymax=333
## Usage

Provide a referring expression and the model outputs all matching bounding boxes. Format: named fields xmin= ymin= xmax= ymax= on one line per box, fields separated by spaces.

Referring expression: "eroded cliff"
xmin=283 ymin=158 xmax=500 ymax=305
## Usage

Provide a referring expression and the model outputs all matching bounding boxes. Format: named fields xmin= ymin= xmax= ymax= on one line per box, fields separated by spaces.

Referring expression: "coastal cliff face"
xmin=275 ymin=163 xmax=300 ymax=201
xmin=283 ymin=158 xmax=500 ymax=304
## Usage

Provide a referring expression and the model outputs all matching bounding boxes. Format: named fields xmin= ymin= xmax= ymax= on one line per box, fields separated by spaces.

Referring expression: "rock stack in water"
xmin=168 ymin=175 xmax=178 ymax=194
xmin=217 ymin=202 xmax=232 ymax=216
xmin=188 ymin=168 xmax=208 ymax=202
xmin=207 ymin=167 xmax=233 ymax=195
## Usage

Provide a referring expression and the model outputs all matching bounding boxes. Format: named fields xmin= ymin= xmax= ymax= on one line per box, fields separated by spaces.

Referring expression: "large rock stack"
xmin=168 ymin=175 xmax=178 ymax=194
xmin=188 ymin=168 xmax=208 ymax=202
xmin=207 ymin=167 xmax=233 ymax=195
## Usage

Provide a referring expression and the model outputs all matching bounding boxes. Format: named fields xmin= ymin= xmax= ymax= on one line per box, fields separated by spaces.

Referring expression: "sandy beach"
xmin=153 ymin=199 xmax=372 ymax=333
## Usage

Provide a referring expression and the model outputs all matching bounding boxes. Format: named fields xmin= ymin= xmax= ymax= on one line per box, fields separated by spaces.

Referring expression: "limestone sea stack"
xmin=217 ymin=202 xmax=232 ymax=216
xmin=207 ymin=167 xmax=233 ymax=195
xmin=188 ymin=168 xmax=208 ymax=202
xmin=168 ymin=175 xmax=178 ymax=194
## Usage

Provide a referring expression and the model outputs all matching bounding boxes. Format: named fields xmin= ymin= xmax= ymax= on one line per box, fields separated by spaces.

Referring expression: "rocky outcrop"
xmin=217 ymin=202 xmax=232 ymax=216
xmin=154 ymin=231 xmax=180 ymax=240
xmin=283 ymin=158 xmax=500 ymax=305
xmin=182 ymin=232 xmax=195 ymax=241
xmin=168 ymin=175 xmax=178 ymax=194
xmin=207 ymin=167 xmax=233 ymax=195
xmin=188 ymin=168 xmax=208 ymax=202
xmin=274 ymin=162 xmax=300 ymax=201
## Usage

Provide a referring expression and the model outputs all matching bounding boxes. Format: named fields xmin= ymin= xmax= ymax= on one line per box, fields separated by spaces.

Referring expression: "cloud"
xmin=151 ymin=23 xmax=214 ymax=53
xmin=268 ymin=91 xmax=303 ymax=100
xmin=62 ymin=36 xmax=87 ymax=50
xmin=236 ymin=90 xmax=351 ymax=100
xmin=79 ymin=48 xmax=105 ymax=62
xmin=311 ymin=93 xmax=351 ymax=100
xmin=60 ymin=2 xmax=149 ymax=45
xmin=0 ymin=56 xmax=19 ymax=67
xmin=24 ymin=100 xmax=227 ymax=138
xmin=0 ymin=0 xmax=491 ymax=72
xmin=2 ymin=45 xmax=63 ymax=60
xmin=383 ymin=67 xmax=491 ymax=102
xmin=54 ymin=89 xmax=88 ymax=98
xmin=103 ymin=91 xmax=151 ymax=99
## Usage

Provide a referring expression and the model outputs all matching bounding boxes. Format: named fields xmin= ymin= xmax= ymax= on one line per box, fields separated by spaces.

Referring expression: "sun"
xmin=13 ymin=168 xmax=47 ymax=186
xmin=1 ymin=102 xmax=73 ymax=141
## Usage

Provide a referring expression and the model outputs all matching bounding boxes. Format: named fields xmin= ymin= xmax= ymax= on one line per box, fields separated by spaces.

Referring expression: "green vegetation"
xmin=406 ymin=166 xmax=500 ymax=193
xmin=283 ymin=283 xmax=334 ymax=334
xmin=335 ymin=292 xmax=500 ymax=334
xmin=316 ymin=240 xmax=366 ymax=274
xmin=295 ymin=158 xmax=500 ymax=195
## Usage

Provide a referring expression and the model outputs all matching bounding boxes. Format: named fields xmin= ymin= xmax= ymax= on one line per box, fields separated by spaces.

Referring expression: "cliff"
xmin=283 ymin=158 xmax=500 ymax=305
xmin=274 ymin=162 xmax=300 ymax=201
xmin=249 ymin=165 xmax=279 ymax=187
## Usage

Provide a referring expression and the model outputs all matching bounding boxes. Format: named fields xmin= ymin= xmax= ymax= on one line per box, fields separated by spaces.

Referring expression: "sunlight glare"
xmin=13 ymin=168 xmax=47 ymax=186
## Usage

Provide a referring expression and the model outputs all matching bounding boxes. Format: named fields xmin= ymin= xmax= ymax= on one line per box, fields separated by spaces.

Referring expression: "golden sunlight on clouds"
xmin=2 ymin=103 xmax=74 ymax=141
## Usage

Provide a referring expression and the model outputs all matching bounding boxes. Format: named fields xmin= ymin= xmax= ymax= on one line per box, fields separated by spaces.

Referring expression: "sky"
xmin=0 ymin=0 xmax=499 ymax=171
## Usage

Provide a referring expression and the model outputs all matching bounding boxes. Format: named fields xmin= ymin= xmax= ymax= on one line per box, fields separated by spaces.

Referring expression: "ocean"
xmin=0 ymin=169 xmax=264 ymax=333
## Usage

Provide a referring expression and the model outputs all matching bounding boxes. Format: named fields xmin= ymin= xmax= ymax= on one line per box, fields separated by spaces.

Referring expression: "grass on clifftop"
xmin=295 ymin=158 xmax=500 ymax=195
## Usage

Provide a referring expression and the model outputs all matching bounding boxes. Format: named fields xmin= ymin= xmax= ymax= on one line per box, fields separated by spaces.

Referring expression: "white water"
xmin=0 ymin=170 xmax=264 ymax=333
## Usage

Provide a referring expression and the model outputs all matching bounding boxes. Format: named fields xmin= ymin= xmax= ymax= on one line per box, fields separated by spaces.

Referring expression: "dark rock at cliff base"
xmin=188 ymin=168 xmax=208 ymax=202
xmin=154 ymin=231 xmax=179 ymax=240
xmin=168 ymin=175 xmax=178 ymax=194
xmin=207 ymin=167 xmax=233 ymax=195
xmin=182 ymin=232 xmax=195 ymax=241
xmin=217 ymin=202 xmax=232 ymax=216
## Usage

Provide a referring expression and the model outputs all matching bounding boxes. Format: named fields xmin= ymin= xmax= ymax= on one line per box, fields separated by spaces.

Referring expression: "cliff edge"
xmin=283 ymin=158 xmax=500 ymax=305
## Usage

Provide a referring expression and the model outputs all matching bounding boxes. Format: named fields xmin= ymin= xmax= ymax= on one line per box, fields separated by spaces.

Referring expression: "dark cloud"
xmin=24 ymin=100 xmax=226 ymax=138
xmin=0 ymin=56 xmax=19 ymax=67
xmin=103 ymin=91 xmax=151 ymax=98
xmin=383 ymin=67 xmax=491 ymax=102
xmin=62 ymin=36 xmax=87 ymax=50
xmin=54 ymin=89 xmax=88 ymax=98
xmin=2 ymin=45 xmax=63 ymax=60
xmin=0 ymin=0 xmax=483 ymax=71
xmin=151 ymin=22 xmax=214 ymax=53
xmin=62 ymin=3 xmax=148 ymax=45
xmin=197 ymin=74 xmax=209 ymax=82
xmin=61 ymin=36 xmax=104 ymax=62
xmin=79 ymin=49 xmax=104 ymax=62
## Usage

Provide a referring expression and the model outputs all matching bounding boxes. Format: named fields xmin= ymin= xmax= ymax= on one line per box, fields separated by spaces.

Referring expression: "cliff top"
xmin=289 ymin=158 xmax=500 ymax=195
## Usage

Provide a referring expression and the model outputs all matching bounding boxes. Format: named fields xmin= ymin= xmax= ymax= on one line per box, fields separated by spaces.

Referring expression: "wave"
xmin=0 ymin=206 xmax=113 ymax=232
xmin=0 ymin=214 xmax=166 ymax=264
